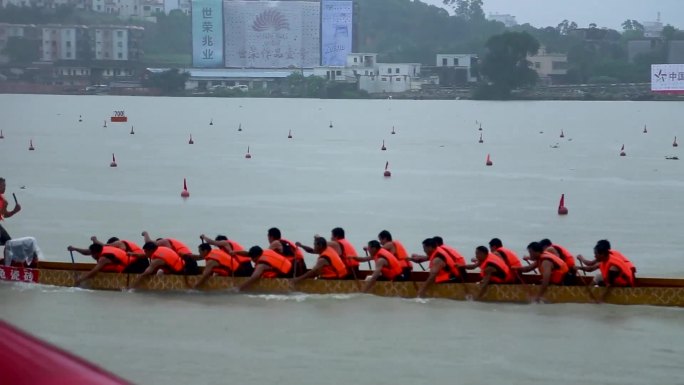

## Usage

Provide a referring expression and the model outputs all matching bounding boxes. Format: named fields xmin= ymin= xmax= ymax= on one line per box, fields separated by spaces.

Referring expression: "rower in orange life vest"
xmin=67 ymin=237 xmax=149 ymax=275
xmin=576 ymin=239 xmax=636 ymax=276
xmin=513 ymin=241 xmax=569 ymax=302
xmin=488 ymin=238 xmax=522 ymax=269
xmin=293 ymin=236 xmax=348 ymax=285
xmin=200 ymin=234 xmax=254 ymax=276
xmin=190 ymin=243 xmax=242 ymax=289
xmin=412 ymin=238 xmax=463 ymax=298
xmin=377 ymin=230 xmax=412 ymax=280
xmin=234 ymin=245 xmax=292 ymax=292
xmin=128 ymin=242 xmax=185 ymax=289
xmin=328 ymin=227 xmax=361 ymax=277
xmin=356 ymin=240 xmax=404 ymax=293
xmin=88 ymin=236 xmax=149 ymax=272
xmin=267 ymin=227 xmax=306 ymax=277
xmin=576 ymin=239 xmax=635 ymax=302
xmin=539 ymin=238 xmax=576 ymax=284
xmin=71 ymin=243 xmax=137 ymax=286
xmin=463 ymin=246 xmax=514 ymax=300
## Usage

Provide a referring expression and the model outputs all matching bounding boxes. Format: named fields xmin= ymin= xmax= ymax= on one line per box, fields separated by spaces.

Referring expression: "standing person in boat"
xmin=141 ymin=231 xmax=199 ymax=275
xmin=0 ymin=177 xmax=21 ymax=247
xmin=413 ymin=238 xmax=463 ymax=298
xmin=575 ymin=240 xmax=635 ymax=302
xmin=190 ymin=243 xmax=242 ymax=289
xmin=72 ymin=243 xmax=141 ymax=286
xmin=128 ymin=242 xmax=186 ymax=289
xmin=329 ymin=227 xmax=361 ymax=277
xmin=576 ymin=239 xmax=636 ymax=276
xmin=539 ymin=238 xmax=576 ymax=284
xmin=293 ymin=236 xmax=348 ymax=283
xmin=357 ymin=240 xmax=405 ymax=293
xmin=267 ymin=227 xmax=306 ymax=277
xmin=464 ymin=246 xmax=514 ymax=300
xmin=377 ymin=230 xmax=413 ymax=280
xmin=234 ymin=245 xmax=292 ymax=292
xmin=200 ymin=234 xmax=253 ymax=276
xmin=488 ymin=238 xmax=522 ymax=269
xmin=513 ymin=242 xmax=569 ymax=302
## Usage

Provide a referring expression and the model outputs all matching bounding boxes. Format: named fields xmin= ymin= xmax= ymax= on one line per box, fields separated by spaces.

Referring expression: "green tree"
xmin=468 ymin=0 xmax=484 ymax=21
xmin=142 ymin=69 xmax=189 ymax=95
xmin=478 ymin=31 xmax=539 ymax=98
xmin=2 ymin=36 xmax=40 ymax=63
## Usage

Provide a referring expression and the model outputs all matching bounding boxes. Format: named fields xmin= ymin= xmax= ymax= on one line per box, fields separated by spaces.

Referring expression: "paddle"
xmin=578 ymin=260 xmax=598 ymax=303
xmin=69 ymin=250 xmax=77 ymax=284
xmin=12 ymin=193 xmax=18 ymax=206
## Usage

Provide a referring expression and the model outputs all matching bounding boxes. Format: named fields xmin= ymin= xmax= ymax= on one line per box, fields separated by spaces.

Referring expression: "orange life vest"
xmin=336 ymin=238 xmax=360 ymax=268
xmin=319 ymin=247 xmax=348 ymax=279
xmin=551 ymin=244 xmax=576 ymax=270
xmin=220 ymin=240 xmax=249 ymax=264
xmin=258 ymin=249 xmax=293 ymax=278
xmin=205 ymin=249 xmax=240 ymax=276
xmin=277 ymin=238 xmax=304 ymax=261
xmin=121 ymin=240 xmax=143 ymax=254
xmin=374 ymin=248 xmax=403 ymax=281
xmin=610 ymin=250 xmax=636 ymax=274
xmin=538 ymin=251 xmax=569 ymax=285
xmin=492 ymin=246 xmax=522 ymax=268
xmin=0 ymin=194 xmax=5 ymax=221
xmin=167 ymin=238 xmax=191 ymax=256
xmin=480 ymin=253 xmax=513 ymax=283
xmin=438 ymin=245 xmax=466 ymax=266
xmin=429 ymin=248 xmax=460 ymax=283
xmin=600 ymin=252 xmax=635 ymax=287
xmin=151 ymin=246 xmax=184 ymax=273
xmin=392 ymin=240 xmax=412 ymax=270
xmin=100 ymin=246 xmax=131 ymax=273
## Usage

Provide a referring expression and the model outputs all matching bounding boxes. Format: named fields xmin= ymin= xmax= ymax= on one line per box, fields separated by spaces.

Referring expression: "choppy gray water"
xmin=1 ymin=95 xmax=684 ymax=384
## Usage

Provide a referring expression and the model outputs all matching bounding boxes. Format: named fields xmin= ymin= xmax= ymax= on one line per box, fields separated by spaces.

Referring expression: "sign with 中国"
xmin=321 ymin=0 xmax=353 ymax=66
xmin=651 ymin=64 xmax=684 ymax=93
xmin=192 ymin=0 xmax=224 ymax=68
xmin=0 ymin=266 xmax=39 ymax=283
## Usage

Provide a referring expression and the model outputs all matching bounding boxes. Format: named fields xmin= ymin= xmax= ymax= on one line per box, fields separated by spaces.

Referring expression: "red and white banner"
xmin=0 ymin=266 xmax=40 ymax=283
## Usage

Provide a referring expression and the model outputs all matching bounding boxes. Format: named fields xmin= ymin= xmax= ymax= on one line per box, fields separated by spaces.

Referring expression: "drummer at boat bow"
xmin=128 ymin=242 xmax=186 ymax=289
xmin=412 ymin=237 xmax=464 ymax=298
xmin=293 ymin=236 xmax=348 ymax=284
xmin=267 ymin=227 xmax=306 ymax=277
xmin=200 ymin=234 xmax=253 ymax=276
xmin=0 ymin=177 xmax=21 ymax=246
xmin=513 ymin=242 xmax=569 ymax=302
xmin=357 ymin=240 xmax=405 ymax=293
xmin=377 ymin=230 xmax=413 ymax=280
xmin=234 ymin=246 xmax=292 ymax=291
xmin=576 ymin=240 xmax=635 ymax=302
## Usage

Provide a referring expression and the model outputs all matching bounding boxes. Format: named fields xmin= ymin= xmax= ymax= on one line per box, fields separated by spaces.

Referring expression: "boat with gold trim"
xmin=2 ymin=262 xmax=684 ymax=307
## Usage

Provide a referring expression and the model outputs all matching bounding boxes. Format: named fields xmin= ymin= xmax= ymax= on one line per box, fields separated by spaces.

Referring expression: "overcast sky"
xmin=421 ymin=0 xmax=684 ymax=30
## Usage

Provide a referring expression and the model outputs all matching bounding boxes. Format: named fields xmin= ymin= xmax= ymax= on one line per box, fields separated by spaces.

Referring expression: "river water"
xmin=1 ymin=95 xmax=683 ymax=384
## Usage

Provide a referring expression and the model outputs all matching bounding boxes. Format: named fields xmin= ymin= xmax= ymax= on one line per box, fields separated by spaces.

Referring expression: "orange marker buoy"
xmin=130 ymin=126 xmax=135 ymax=135
xmin=643 ymin=125 xmax=647 ymax=134
xmin=620 ymin=144 xmax=626 ymax=157
xmin=674 ymin=136 xmax=678 ymax=147
xmin=478 ymin=133 xmax=483 ymax=144
xmin=558 ymin=194 xmax=568 ymax=215
xmin=28 ymin=139 xmax=35 ymax=151
xmin=391 ymin=126 xmax=396 ymax=135
xmin=181 ymin=178 xmax=190 ymax=198
xmin=245 ymin=146 xmax=252 ymax=159
xmin=384 ymin=161 xmax=391 ymax=177
xmin=560 ymin=129 xmax=565 ymax=138
xmin=0 ymin=129 xmax=4 ymax=139
xmin=189 ymin=134 xmax=194 ymax=144
xmin=110 ymin=153 xmax=117 ymax=167
xmin=485 ymin=154 xmax=493 ymax=166
xmin=381 ymin=140 xmax=386 ymax=151
xmin=288 ymin=130 xmax=292 ymax=139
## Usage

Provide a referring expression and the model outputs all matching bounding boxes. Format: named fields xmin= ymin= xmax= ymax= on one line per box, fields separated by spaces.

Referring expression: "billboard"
xmin=651 ymin=64 xmax=684 ymax=93
xmin=320 ymin=0 xmax=353 ymax=66
xmin=223 ymin=1 xmax=321 ymax=68
xmin=192 ymin=0 xmax=224 ymax=67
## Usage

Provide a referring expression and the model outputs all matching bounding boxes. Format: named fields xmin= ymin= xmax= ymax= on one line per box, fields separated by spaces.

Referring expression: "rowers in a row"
xmin=66 ymin=228 xmax=636 ymax=302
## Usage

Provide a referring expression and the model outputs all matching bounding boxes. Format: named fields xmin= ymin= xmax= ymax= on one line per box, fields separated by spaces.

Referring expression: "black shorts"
xmin=234 ymin=262 xmax=254 ymax=277
xmin=0 ymin=223 xmax=11 ymax=246
xmin=289 ymin=259 xmax=307 ymax=278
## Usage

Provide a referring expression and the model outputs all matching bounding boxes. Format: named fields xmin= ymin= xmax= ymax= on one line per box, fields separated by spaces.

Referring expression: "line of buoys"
xmin=238 ymin=123 xmax=242 ymax=132
xmin=130 ymin=126 xmax=135 ymax=135
xmin=28 ymin=139 xmax=35 ymax=151
xmin=381 ymin=140 xmax=386 ymax=151
xmin=188 ymin=134 xmax=194 ymax=144
xmin=0 ymin=130 xmax=4 ymax=139
xmin=674 ymin=136 xmax=679 ymax=147
xmin=181 ymin=178 xmax=190 ymax=198
xmin=620 ymin=144 xmax=626 ymax=157
xmin=110 ymin=153 xmax=117 ymax=167
xmin=209 ymin=119 xmax=213 ymax=126
xmin=288 ymin=130 xmax=292 ymax=139
xmin=643 ymin=125 xmax=647 ymax=134
xmin=245 ymin=146 xmax=251 ymax=159
xmin=329 ymin=121 xmax=333 ymax=128
xmin=558 ymin=194 xmax=568 ymax=215
xmin=391 ymin=126 xmax=396 ymax=135
xmin=478 ymin=133 xmax=483 ymax=144
xmin=560 ymin=129 xmax=565 ymax=138
xmin=384 ymin=161 xmax=391 ymax=177
xmin=486 ymin=154 xmax=493 ymax=166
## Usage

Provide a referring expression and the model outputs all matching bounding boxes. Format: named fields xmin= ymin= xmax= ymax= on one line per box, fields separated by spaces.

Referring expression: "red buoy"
xmin=485 ymin=154 xmax=493 ymax=166
xmin=188 ymin=134 xmax=194 ymax=144
xmin=181 ymin=178 xmax=190 ymax=198
xmin=558 ymin=194 xmax=568 ymax=215
xmin=130 ymin=126 xmax=135 ymax=135
xmin=478 ymin=133 xmax=483 ymax=144
xmin=674 ymin=136 xmax=678 ymax=147
xmin=0 ymin=130 xmax=4 ymax=139
xmin=620 ymin=144 xmax=626 ymax=157
xmin=643 ymin=125 xmax=647 ymax=134
xmin=381 ymin=140 xmax=386 ymax=151
xmin=288 ymin=130 xmax=292 ymax=139
xmin=245 ymin=146 xmax=252 ymax=159
xmin=560 ymin=129 xmax=565 ymax=138
xmin=28 ymin=139 xmax=35 ymax=151
xmin=110 ymin=153 xmax=117 ymax=167
xmin=391 ymin=126 xmax=396 ymax=135
xmin=384 ymin=161 xmax=391 ymax=177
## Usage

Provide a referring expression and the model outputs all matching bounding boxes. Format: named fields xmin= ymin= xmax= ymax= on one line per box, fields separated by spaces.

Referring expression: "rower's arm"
xmin=75 ymin=258 xmax=111 ymax=286
xmin=127 ymin=252 xmax=146 ymax=259
xmin=354 ymin=255 xmax=373 ymax=263
xmin=185 ymin=253 xmax=204 ymax=261
xmin=576 ymin=263 xmax=600 ymax=273
xmin=417 ymin=258 xmax=443 ymax=298
xmin=192 ymin=260 xmax=218 ymax=289
xmin=516 ymin=261 xmax=538 ymax=273
xmin=476 ymin=267 xmax=495 ymax=300
xmin=238 ymin=264 xmax=268 ymax=291
xmin=129 ymin=259 xmax=165 ymax=289
xmin=535 ymin=260 xmax=553 ymax=302
xmin=293 ymin=258 xmax=327 ymax=284
xmin=67 ymin=246 xmax=92 ymax=256
xmin=2 ymin=199 xmax=20 ymax=218
xmin=296 ymin=242 xmax=315 ymax=254
xmin=410 ymin=254 xmax=429 ymax=264
xmin=577 ymin=254 xmax=598 ymax=267
xmin=362 ymin=259 xmax=386 ymax=293
xmin=463 ymin=262 xmax=480 ymax=270
xmin=141 ymin=231 xmax=153 ymax=244
xmin=90 ymin=236 xmax=105 ymax=246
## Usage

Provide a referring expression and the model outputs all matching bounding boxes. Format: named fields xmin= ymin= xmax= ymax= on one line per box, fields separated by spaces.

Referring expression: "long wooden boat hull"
xmin=3 ymin=263 xmax=684 ymax=307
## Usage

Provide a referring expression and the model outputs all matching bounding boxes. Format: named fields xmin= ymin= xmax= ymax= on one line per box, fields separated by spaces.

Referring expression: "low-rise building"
xmin=435 ymin=53 xmax=477 ymax=84
xmin=487 ymin=13 xmax=517 ymax=27
xmin=528 ymin=46 xmax=568 ymax=84
xmin=0 ymin=23 xmax=39 ymax=63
